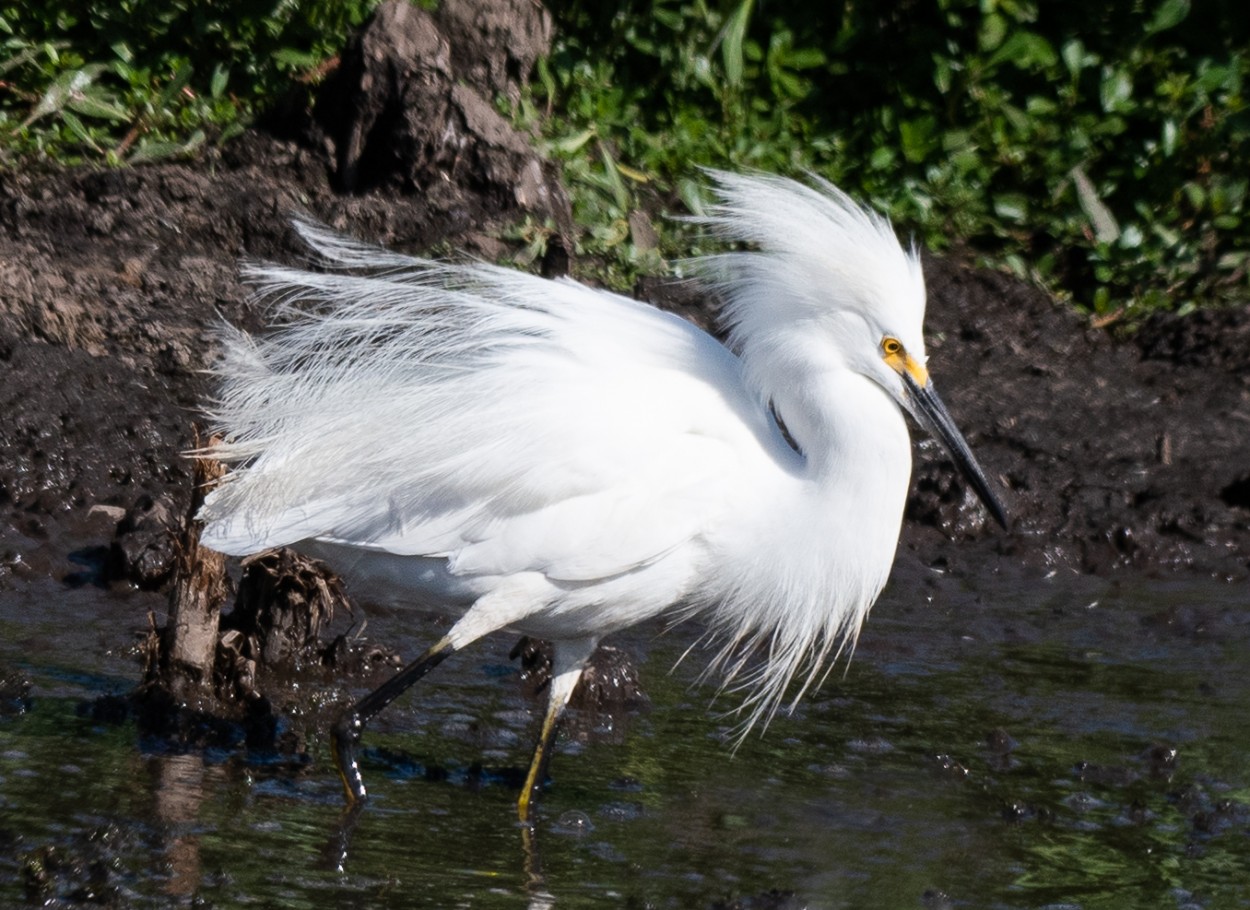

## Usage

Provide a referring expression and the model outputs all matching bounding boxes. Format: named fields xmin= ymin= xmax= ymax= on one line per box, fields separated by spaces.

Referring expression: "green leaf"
xmin=989 ymin=31 xmax=1057 ymax=71
xmin=1161 ymin=119 xmax=1178 ymax=156
xmin=1210 ymin=177 xmax=1247 ymax=214
xmin=535 ymin=55 xmax=556 ymax=101
xmin=127 ymin=138 xmax=183 ymax=162
xmin=1061 ymin=39 xmax=1087 ymax=75
xmin=1181 ymin=182 xmax=1206 ymax=210
xmin=210 ymin=64 xmax=229 ymax=100
xmin=22 ymin=65 xmax=106 ymax=128
xmin=653 ymin=8 xmax=682 ymax=30
xmin=933 ymin=56 xmax=953 ymax=94
xmin=59 ymin=109 xmax=101 ymax=151
xmin=899 ymin=115 xmax=937 ymax=164
xmin=1100 ymin=67 xmax=1134 ymax=113
xmin=615 ymin=162 xmax=649 ymax=183
xmin=771 ymin=69 xmax=806 ymax=99
xmin=1145 ymin=0 xmax=1190 ymax=35
xmin=720 ymin=0 xmax=753 ymax=88
xmin=1025 ymin=95 xmax=1059 ymax=117
xmin=219 ymin=120 xmax=247 ymax=144
xmin=272 ymin=47 xmax=318 ymax=70
xmin=552 ymin=127 xmax=596 ymax=155
xmin=67 ymin=88 xmax=130 ymax=122
xmin=1194 ymin=64 xmax=1234 ymax=95
xmin=1152 ymin=222 xmax=1181 ymax=246
xmin=941 ymin=128 xmax=972 ymax=151
xmin=993 ymin=193 xmax=1029 ymax=223
xmin=1071 ymin=165 xmax=1120 ymax=244
xmin=155 ymin=59 xmax=194 ymax=110
xmin=783 ymin=47 xmax=827 ymax=70
xmin=978 ymin=13 xmax=1007 ymax=52
xmin=869 ymin=146 xmax=896 ymax=170
xmin=598 ymin=143 xmax=630 ymax=212
xmin=677 ymin=177 xmax=707 ymax=217
xmin=1001 ymin=102 xmax=1029 ymax=134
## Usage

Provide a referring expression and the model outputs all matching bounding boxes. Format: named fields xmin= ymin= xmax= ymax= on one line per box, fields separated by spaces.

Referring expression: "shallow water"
xmin=1 ymin=566 xmax=1248 ymax=908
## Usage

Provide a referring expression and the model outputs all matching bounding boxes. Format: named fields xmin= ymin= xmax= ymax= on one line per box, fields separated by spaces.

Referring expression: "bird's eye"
xmin=882 ymin=337 xmax=903 ymax=356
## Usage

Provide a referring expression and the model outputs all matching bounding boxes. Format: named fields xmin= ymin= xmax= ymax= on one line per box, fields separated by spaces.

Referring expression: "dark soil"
xmin=2 ymin=0 xmax=1247 ymax=626
xmin=903 ymin=263 xmax=1250 ymax=578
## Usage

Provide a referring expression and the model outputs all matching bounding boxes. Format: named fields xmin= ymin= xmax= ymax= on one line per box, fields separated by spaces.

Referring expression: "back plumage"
xmin=199 ymin=219 xmax=789 ymax=586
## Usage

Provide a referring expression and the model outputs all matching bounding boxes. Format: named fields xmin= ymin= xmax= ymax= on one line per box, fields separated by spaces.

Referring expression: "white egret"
xmin=197 ymin=171 xmax=1007 ymax=821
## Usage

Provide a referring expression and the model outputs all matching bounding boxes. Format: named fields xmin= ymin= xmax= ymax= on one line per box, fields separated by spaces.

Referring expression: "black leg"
xmin=331 ymin=635 xmax=455 ymax=803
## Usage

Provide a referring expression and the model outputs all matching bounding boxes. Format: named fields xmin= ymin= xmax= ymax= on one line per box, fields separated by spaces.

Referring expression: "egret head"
xmin=696 ymin=170 xmax=1008 ymax=528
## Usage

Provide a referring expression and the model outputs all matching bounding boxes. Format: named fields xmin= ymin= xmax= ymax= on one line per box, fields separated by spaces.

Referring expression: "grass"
xmin=2 ymin=0 xmax=1247 ymax=324
xmin=0 ymin=0 xmax=372 ymax=165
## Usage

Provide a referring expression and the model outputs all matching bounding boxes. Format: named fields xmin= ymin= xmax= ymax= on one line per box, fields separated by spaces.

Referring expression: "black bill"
xmin=904 ymin=371 xmax=1009 ymax=529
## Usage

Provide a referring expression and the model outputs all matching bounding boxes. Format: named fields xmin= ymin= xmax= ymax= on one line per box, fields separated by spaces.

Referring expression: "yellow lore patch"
xmin=881 ymin=338 xmax=929 ymax=386
xmin=902 ymin=354 xmax=929 ymax=386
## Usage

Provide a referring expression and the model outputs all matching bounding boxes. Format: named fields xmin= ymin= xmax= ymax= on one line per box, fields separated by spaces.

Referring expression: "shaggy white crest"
xmin=696 ymin=170 xmax=925 ymax=329
xmin=692 ymin=171 xmax=928 ymax=418
xmin=198 ymin=173 xmax=997 ymax=751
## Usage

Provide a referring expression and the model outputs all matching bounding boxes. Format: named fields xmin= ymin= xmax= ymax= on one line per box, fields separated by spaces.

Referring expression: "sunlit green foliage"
xmin=530 ymin=0 xmax=1250 ymax=319
xmin=0 ymin=0 xmax=373 ymax=165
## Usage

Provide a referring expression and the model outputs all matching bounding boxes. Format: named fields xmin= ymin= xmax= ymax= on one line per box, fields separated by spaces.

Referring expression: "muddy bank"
xmin=903 ymin=263 xmax=1250 ymax=578
xmin=1 ymin=1 xmax=1248 ymax=603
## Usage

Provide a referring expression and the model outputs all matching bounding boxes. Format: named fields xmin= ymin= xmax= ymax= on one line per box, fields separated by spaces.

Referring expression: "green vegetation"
xmin=531 ymin=0 xmax=1249 ymax=320
xmin=0 ymin=0 xmax=372 ymax=164
xmin=3 ymin=0 xmax=1248 ymax=321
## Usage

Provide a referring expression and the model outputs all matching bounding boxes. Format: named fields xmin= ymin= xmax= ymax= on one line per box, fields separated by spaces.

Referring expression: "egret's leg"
xmin=517 ymin=636 xmax=598 ymax=823
xmin=331 ymin=635 xmax=455 ymax=803
xmin=331 ymin=573 xmax=555 ymax=805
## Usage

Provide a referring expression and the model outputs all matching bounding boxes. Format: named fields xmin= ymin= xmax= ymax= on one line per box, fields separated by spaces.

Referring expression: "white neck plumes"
xmin=688 ymin=172 xmax=925 ymax=735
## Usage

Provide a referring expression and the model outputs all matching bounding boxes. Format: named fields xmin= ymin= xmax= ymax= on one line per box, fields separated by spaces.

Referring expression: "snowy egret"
xmin=198 ymin=171 xmax=1007 ymax=821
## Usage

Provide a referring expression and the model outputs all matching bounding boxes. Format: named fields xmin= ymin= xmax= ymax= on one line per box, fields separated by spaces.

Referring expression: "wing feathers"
xmin=200 ymin=226 xmax=786 ymax=581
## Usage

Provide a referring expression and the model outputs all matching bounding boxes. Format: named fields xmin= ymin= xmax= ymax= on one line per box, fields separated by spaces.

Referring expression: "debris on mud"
xmin=107 ymin=493 xmax=181 ymax=591
xmin=512 ymin=636 xmax=651 ymax=714
xmin=224 ymin=549 xmax=354 ymax=676
xmin=122 ymin=448 xmax=396 ymax=753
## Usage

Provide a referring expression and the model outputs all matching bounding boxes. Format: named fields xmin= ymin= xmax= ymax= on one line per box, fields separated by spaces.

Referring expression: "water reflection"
xmin=152 ymin=752 xmax=208 ymax=898
xmin=2 ymin=574 xmax=1249 ymax=907
xmin=521 ymin=826 xmax=556 ymax=910
xmin=321 ymin=767 xmax=572 ymax=908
